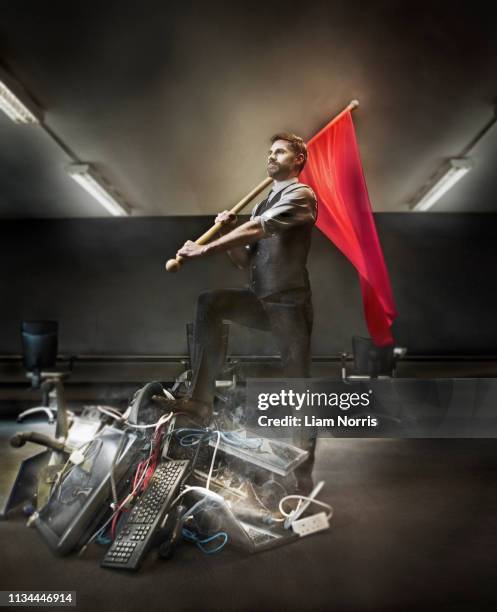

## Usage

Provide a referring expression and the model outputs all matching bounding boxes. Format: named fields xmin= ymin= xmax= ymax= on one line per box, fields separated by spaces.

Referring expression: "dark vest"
xmin=249 ymin=185 xmax=314 ymax=298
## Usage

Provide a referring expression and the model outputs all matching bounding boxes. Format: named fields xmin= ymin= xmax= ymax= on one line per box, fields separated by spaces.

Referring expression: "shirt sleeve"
xmin=256 ymin=185 xmax=317 ymax=236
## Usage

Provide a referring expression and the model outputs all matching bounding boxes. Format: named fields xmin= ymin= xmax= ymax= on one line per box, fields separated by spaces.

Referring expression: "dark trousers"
xmin=189 ymin=287 xmax=316 ymax=486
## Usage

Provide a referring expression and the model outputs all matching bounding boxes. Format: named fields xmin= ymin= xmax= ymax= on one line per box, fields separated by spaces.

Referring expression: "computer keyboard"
xmin=101 ymin=458 xmax=190 ymax=571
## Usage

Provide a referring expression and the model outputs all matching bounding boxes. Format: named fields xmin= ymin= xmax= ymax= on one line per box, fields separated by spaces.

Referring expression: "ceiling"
xmin=1 ymin=0 xmax=496 ymax=218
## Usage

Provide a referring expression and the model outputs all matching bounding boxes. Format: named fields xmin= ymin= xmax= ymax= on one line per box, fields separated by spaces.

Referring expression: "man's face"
xmin=267 ymin=139 xmax=303 ymax=180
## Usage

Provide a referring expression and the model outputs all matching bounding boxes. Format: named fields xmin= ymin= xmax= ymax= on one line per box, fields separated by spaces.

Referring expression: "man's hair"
xmin=270 ymin=132 xmax=308 ymax=172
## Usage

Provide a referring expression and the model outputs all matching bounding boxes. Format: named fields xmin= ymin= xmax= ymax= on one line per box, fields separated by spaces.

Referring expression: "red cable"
xmin=110 ymin=424 xmax=167 ymax=541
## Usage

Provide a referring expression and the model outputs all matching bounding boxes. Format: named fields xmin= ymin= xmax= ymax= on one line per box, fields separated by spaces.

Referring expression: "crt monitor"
xmin=33 ymin=425 xmax=141 ymax=556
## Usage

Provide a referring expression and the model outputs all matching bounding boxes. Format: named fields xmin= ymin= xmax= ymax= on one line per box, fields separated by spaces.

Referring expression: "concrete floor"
xmin=1 ymin=418 xmax=497 ymax=612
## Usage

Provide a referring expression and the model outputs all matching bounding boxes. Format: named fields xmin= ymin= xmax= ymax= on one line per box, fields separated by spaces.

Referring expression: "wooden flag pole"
xmin=165 ymin=99 xmax=359 ymax=273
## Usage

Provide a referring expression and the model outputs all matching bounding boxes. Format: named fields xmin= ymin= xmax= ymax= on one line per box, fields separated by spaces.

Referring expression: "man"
xmin=170 ymin=133 xmax=317 ymax=487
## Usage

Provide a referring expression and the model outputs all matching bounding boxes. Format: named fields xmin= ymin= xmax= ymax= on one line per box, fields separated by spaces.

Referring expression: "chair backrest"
xmin=352 ymin=336 xmax=394 ymax=377
xmin=21 ymin=320 xmax=58 ymax=372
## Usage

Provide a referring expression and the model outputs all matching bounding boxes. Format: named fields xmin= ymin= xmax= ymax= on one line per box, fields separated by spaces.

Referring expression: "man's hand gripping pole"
xmin=165 ymin=177 xmax=272 ymax=272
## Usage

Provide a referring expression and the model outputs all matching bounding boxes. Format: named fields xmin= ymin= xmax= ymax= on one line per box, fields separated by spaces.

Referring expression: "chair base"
xmin=17 ymin=406 xmax=55 ymax=424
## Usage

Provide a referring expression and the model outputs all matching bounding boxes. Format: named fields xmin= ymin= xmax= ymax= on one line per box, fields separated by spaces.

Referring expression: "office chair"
xmin=18 ymin=320 xmax=72 ymax=435
xmin=337 ymin=336 xmax=408 ymax=432
xmin=341 ymin=335 xmax=407 ymax=380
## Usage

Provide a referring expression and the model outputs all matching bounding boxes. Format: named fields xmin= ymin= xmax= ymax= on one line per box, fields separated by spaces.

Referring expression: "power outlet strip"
xmin=291 ymin=511 xmax=330 ymax=537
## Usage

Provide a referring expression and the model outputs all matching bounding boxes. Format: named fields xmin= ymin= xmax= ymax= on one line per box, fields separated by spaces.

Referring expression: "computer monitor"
xmin=32 ymin=425 xmax=141 ymax=556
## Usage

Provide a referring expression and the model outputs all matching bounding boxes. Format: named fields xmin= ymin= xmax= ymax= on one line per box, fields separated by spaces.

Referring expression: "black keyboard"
xmin=101 ymin=459 xmax=190 ymax=571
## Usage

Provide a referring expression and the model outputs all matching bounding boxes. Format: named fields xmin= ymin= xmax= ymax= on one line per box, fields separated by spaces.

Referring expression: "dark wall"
xmin=1 ymin=214 xmax=496 ymax=357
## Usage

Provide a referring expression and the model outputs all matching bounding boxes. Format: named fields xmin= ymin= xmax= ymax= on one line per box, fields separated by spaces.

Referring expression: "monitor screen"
xmin=34 ymin=425 xmax=141 ymax=555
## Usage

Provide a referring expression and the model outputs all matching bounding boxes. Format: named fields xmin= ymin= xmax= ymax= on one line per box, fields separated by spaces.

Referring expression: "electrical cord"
xmin=176 ymin=428 xmax=208 ymax=447
xmin=124 ymin=412 xmax=174 ymax=430
xmin=108 ymin=420 xmax=168 ymax=538
xmin=278 ymin=495 xmax=333 ymax=521
xmin=97 ymin=406 xmax=174 ymax=430
xmin=179 ymin=494 xmax=229 ymax=554
xmin=95 ymin=532 xmax=112 ymax=547
xmin=174 ymin=428 xmax=221 ymax=491
xmin=181 ymin=528 xmax=228 ymax=554
xmin=97 ymin=406 xmax=124 ymax=421
xmin=169 ymin=485 xmax=224 ymax=509
xmin=175 ymin=428 xmax=262 ymax=451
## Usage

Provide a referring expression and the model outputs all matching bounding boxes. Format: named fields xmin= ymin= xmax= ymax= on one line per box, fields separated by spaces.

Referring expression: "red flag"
xmin=300 ymin=109 xmax=397 ymax=346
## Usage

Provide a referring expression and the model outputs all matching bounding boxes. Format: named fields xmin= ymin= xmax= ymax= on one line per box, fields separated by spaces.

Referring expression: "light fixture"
xmin=0 ymin=75 xmax=42 ymax=124
xmin=67 ymin=164 xmax=130 ymax=217
xmin=411 ymin=158 xmax=473 ymax=211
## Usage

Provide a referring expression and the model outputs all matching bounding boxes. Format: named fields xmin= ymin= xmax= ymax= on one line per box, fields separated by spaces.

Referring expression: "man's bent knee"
xmin=197 ymin=290 xmax=222 ymax=312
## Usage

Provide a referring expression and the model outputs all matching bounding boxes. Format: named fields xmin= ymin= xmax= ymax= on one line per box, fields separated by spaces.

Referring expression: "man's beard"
xmin=267 ymin=163 xmax=279 ymax=177
xmin=267 ymin=163 xmax=291 ymax=180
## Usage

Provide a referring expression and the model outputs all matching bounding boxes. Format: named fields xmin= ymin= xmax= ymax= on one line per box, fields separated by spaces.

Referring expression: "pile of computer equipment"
xmin=6 ymin=381 xmax=332 ymax=571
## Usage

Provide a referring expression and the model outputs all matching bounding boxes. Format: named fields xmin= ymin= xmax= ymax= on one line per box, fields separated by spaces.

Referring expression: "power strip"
xmin=291 ymin=511 xmax=329 ymax=537
xmin=283 ymin=480 xmax=324 ymax=529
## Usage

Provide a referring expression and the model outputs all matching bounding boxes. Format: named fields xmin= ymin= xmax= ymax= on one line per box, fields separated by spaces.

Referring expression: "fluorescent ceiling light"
xmin=0 ymin=78 xmax=41 ymax=124
xmin=412 ymin=158 xmax=473 ymax=211
xmin=67 ymin=164 xmax=130 ymax=217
